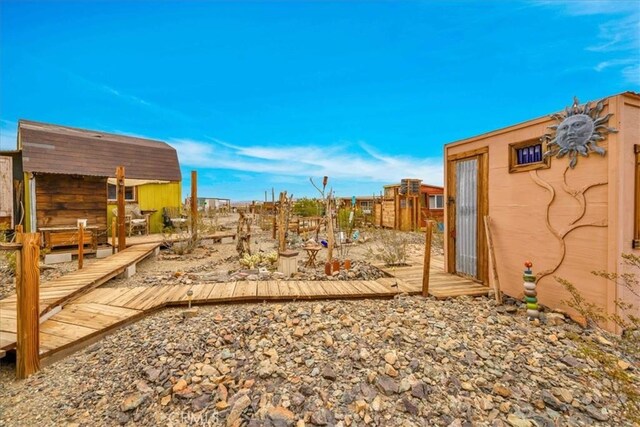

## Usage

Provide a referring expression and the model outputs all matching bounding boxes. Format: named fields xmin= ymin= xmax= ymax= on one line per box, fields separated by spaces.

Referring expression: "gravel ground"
xmin=0 ymin=297 xmax=634 ymax=426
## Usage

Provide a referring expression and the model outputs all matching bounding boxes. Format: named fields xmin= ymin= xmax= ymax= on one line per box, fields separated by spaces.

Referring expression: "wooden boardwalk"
xmin=32 ymin=278 xmax=410 ymax=358
xmin=0 ymin=243 xmax=160 ymax=352
xmin=1 ymin=242 xmax=489 ymax=364
xmin=377 ymin=255 xmax=491 ymax=299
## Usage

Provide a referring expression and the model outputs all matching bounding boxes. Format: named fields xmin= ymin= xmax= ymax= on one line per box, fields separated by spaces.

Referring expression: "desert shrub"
xmin=365 ymin=229 xmax=408 ymax=266
xmin=557 ymin=253 xmax=639 ymax=423
xmin=293 ymin=198 xmax=323 ymax=217
xmin=0 ymin=224 xmax=16 ymax=274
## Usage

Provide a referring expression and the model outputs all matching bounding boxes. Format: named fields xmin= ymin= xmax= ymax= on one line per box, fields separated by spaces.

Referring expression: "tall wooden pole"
xmin=278 ymin=192 xmax=287 ymax=252
xmin=116 ymin=166 xmax=126 ymax=252
xmin=422 ymin=221 xmax=434 ymax=297
xmin=77 ymin=223 xmax=84 ymax=269
xmin=16 ymin=232 xmax=41 ymax=379
xmin=326 ymin=196 xmax=334 ymax=262
xmin=190 ymin=170 xmax=198 ymax=244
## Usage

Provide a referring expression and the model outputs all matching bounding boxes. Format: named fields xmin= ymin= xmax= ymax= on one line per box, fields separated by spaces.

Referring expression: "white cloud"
xmin=168 ymin=138 xmax=444 ymax=185
xmin=533 ymin=1 xmax=640 ymax=85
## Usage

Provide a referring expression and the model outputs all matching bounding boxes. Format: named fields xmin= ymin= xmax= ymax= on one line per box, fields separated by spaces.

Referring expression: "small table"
xmin=303 ymin=244 xmax=323 ymax=267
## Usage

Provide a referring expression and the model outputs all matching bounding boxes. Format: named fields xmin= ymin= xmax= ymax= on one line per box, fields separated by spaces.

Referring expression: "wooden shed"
xmin=373 ymin=179 xmax=443 ymax=231
xmin=444 ymin=92 xmax=639 ymax=330
xmin=1 ymin=120 xmax=182 ymax=248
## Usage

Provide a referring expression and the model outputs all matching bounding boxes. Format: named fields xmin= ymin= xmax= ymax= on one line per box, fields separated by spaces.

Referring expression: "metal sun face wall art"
xmin=542 ymin=97 xmax=618 ymax=168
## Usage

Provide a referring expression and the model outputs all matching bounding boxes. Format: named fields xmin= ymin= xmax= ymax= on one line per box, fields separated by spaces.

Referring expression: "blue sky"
xmin=1 ymin=1 xmax=638 ymax=201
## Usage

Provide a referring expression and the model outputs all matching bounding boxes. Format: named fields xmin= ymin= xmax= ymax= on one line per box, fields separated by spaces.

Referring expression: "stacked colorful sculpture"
xmin=523 ymin=261 xmax=539 ymax=319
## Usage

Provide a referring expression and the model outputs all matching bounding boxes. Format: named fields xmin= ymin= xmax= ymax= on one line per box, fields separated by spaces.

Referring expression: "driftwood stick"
xmin=483 ymin=215 xmax=502 ymax=304
xmin=422 ymin=220 xmax=434 ymax=297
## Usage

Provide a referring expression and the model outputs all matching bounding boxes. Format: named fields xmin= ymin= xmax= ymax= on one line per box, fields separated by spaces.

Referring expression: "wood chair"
xmin=162 ymin=206 xmax=188 ymax=231
xmin=112 ymin=204 xmax=150 ymax=236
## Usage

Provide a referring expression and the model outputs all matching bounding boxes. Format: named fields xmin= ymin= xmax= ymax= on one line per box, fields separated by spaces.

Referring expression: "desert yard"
xmin=0 ymin=213 xmax=634 ymax=426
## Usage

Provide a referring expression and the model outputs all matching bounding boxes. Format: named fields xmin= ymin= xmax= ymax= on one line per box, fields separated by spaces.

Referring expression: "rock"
xmin=492 ymin=384 xmax=512 ymax=398
xmin=135 ymin=380 xmax=153 ymax=394
xmin=144 ymin=367 xmax=161 ymax=382
xmin=121 ymin=393 xmax=147 ymax=412
xmin=376 ymin=375 xmax=399 ymax=395
xmin=191 ymin=394 xmax=211 ymax=412
xmin=506 ymin=414 xmax=532 ymax=427
xmin=402 ymin=398 xmax=418 ymax=415
xmin=479 ymin=398 xmax=494 ymax=411
xmin=226 ymin=394 xmax=252 ymax=427
xmin=545 ymin=313 xmax=565 ymax=326
xmin=310 ymin=408 xmax=334 ymax=425
xmin=354 ymin=400 xmax=368 ymax=413
xmin=411 ymin=383 xmax=428 ymax=399
xmin=160 ymin=395 xmax=171 ymax=406
xmin=201 ymin=364 xmax=219 ymax=377
xmin=172 ymin=379 xmax=188 ymax=392
xmin=383 ymin=352 xmax=397 ymax=365
xmin=266 ymin=406 xmax=296 ymax=427
xmin=258 ymin=360 xmax=275 ymax=378
xmin=618 ymin=359 xmax=631 ymax=370
xmin=461 ymin=382 xmax=473 ymax=391
xmin=293 ymin=327 xmax=304 ymax=338
xmin=321 ymin=366 xmax=337 ymax=381
xmin=541 ymin=390 xmax=567 ymax=412
xmin=371 ymin=395 xmax=382 ymax=412
xmin=583 ymin=404 xmax=609 ymax=421
xmin=216 ymin=401 xmax=230 ymax=410
xmin=384 ymin=363 xmax=398 ymax=377
xmin=552 ymin=387 xmax=573 ymax=404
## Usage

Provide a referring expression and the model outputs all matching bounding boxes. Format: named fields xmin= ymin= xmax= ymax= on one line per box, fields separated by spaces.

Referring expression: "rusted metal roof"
xmin=18 ymin=120 xmax=182 ymax=181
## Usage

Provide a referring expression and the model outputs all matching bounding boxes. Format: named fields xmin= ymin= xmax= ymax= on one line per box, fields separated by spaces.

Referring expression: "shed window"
xmin=429 ymin=194 xmax=444 ymax=209
xmin=107 ymin=183 xmax=136 ymax=202
xmin=509 ymin=139 xmax=551 ymax=173
xmin=360 ymin=200 xmax=373 ymax=214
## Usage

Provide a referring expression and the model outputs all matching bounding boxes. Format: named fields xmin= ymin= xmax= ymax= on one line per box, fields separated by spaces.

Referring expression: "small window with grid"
xmin=509 ymin=139 xmax=550 ymax=173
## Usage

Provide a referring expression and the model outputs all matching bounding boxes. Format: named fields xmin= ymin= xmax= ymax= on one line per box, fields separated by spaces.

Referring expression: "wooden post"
xmin=484 ymin=216 xmax=502 ymax=304
xmin=422 ymin=221 xmax=433 ymax=297
xmin=16 ymin=232 xmax=41 ymax=379
xmin=111 ymin=217 xmax=116 ymax=254
xmin=77 ymin=223 xmax=84 ymax=269
xmin=272 ymin=216 xmax=277 ymax=240
xmin=190 ymin=170 xmax=198 ymax=244
xmin=116 ymin=166 xmax=126 ymax=252
xmin=326 ymin=196 xmax=334 ymax=262
xmin=278 ymin=192 xmax=287 ymax=252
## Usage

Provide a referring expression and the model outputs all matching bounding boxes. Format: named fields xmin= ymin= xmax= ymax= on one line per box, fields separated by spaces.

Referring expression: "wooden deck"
xmin=376 ymin=255 xmax=491 ymax=299
xmin=0 ymin=242 xmax=160 ymax=352
xmin=110 ymin=231 xmax=237 ymax=247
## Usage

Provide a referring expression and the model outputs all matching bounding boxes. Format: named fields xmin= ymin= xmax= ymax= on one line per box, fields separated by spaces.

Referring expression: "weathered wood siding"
xmin=0 ymin=156 xmax=12 ymax=227
xmin=35 ymin=174 xmax=107 ymax=243
xmin=444 ymin=93 xmax=640 ymax=332
xmin=106 ymin=181 xmax=181 ymax=234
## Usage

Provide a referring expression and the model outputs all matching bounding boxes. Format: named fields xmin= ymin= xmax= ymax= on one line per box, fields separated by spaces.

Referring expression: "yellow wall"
xmin=107 ymin=181 xmax=182 ymax=235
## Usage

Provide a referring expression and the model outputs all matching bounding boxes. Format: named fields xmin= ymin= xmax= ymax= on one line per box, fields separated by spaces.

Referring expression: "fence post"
xmin=422 ymin=221 xmax=434 ymax=297
xmin=116 ymin=166 xmax=126 ymax=252
xmin=190 ymin=170 xmax=198 ymax=245
xmin=16 ymin=232 xmax=41 ymax=379
xmin=77 ymin=223 xmax=84 ymax=269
